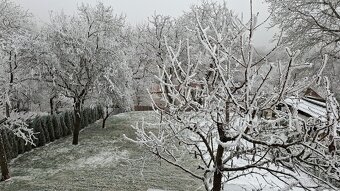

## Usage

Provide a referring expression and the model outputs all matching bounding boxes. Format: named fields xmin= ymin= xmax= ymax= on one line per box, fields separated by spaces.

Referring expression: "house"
xmin=285 ymin=87 xmax=340 ymax=140
xmin=285 ymin=87 xmax=327 ymax=121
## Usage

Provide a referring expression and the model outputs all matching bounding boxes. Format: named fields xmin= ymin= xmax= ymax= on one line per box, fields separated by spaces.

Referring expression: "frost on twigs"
xmin=1 ymin=112 xmax=37 ymax=146
xmin=126 ymin=1 xmax=340 ymax=191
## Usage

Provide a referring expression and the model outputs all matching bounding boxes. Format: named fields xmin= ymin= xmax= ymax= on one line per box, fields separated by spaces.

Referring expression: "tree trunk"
xmin=102 ymin=116 xmax=107 ymax=129
xmin=102 ymin=106 xmax=109 ymax=129
xmin=50 ymin=94 xmax=58 ymax=115
xmin=212 ymin=124 xmax=224 ymax=191
xmin=6 ymin=51 xmax=14 ymax=118
xmin=50 ymin=97 xmax=54 ymax=115
xmin=5 ymin=103 xmax=10 ymax=118
xmin=72 ymin=100 xmax=81 ymax=145
xmin=164 ymin=68 xmax=173 ymax=104
xmin=0 ymin=133 xmax=10 ymax=181
xmin=212 ymin=102 xmax=230 ymax=191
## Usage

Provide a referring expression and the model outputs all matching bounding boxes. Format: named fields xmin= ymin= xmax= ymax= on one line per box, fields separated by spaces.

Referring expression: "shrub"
xmin=7 ymin=131 xmax=18 ymax=159
xmin=24 ymin=140 xmax=32 ymax=152
xmin=52 ymin=115 xmax=62 ymax=139
xmin=96 ymin=106 xmax=102 ymax=119
xmin=39 ymin=116 xmax=50 ymax=144
xmin=32 ymin=117 xmax=46 ymax=147
xmin=17 ymin=136 xmax=25 ymax=154
xmin=91 ymin=108 xmax=97 ymax=121
xmin=63 ymin=112 xmax=73 ymax=135
xmin=58 ymin=114 xmax=69 ymax=137
xmin=85 ymin=108 xmax=92 ymax=125
xmin=45 ymin=116 xmax=55 ymax=142
xmin=80 ymin=110 xmax=87 ymax=129
xmin=87 ymin=108 xmax=94 ymax=124
xmin=69 ymin=112 xmax=75 ymax=127
xmin=1 ymin=130 xmax=12 ymax=160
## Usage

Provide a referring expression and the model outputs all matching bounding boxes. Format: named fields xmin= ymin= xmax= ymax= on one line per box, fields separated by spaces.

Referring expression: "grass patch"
xmin=0 ymin=111 xmax=203 ymax=191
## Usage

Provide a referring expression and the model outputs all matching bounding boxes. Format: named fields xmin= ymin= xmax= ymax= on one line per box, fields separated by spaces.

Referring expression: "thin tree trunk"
xmin=212 ymin=101 xmax=229 ymax=191
xmin=72 ymin=100 xmax=81 ymax=145
xmin=6 ymin=51 xmax=14 ymax=118
xmin=102 ymin=106 xmax=109 ymax=129
xmin=102 ymin=116 xmax=109 ymax=129
xmin=164 ymin=68 xmax=173 ymax=104
xmin=212 ymin=124 xmax=224 ymax=191
xmin=5 ymin=104 xmax=10 ymax=118
xmin=50 ymin=96 xmax=54 ymax=115
xmin=0 ymin=133 xmax=10 ymax=181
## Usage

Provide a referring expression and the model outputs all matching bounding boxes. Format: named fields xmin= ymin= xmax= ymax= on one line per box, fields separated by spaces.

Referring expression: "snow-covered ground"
xmin=0 ymin=111 xmax=202 ymax=191
xmin=0 ymin=111 xmax=330 ymax=191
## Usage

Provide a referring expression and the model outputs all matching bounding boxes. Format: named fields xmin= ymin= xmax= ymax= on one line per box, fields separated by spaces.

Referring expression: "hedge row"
xmin=0 ymin=106 xmax=104 ymax=161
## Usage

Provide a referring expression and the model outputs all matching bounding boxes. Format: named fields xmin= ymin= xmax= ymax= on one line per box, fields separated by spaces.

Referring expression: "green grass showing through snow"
xmin=0 ymin=111 xmax=203 ymax=191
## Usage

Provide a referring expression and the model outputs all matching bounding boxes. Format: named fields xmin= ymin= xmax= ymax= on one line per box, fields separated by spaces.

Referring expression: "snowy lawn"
xmin=0 ymin=111 xmax=203 ymax=191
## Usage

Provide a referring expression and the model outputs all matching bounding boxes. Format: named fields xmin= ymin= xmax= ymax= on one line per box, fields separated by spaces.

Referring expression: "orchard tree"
xmin=266 ymin=0 xmax=340 ymax=96
xmin=132 ymin=13 xmax=190 ymax=107
xmin=126 ymin=1 xmax=340 ymax=190
xmin=91 ymin=57 xmax=134 ymax=129
xmin=131 ymin=14 xmax=174 ymax=106
xmin=40 ymin=2 xmax=126 ymax=145
xmin=266 ymin=0 xmax=340 ymax=58
xmin=0 ymin=0 xmax=34 ymax=116
xmin=0 ymin=0 xmax=37 ymax=181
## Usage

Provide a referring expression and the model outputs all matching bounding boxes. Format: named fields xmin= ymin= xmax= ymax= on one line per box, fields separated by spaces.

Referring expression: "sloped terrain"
xmin=0 ymin=111 xmax=203 ymax=191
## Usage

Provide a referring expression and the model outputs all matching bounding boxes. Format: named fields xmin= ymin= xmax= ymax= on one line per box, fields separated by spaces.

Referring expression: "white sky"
xmin=13 ymin=0 xmax=276 ymax=48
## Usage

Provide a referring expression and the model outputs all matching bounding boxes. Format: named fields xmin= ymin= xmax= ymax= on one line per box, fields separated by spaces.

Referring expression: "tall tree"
xmin=0 ymin=0 xmax=36 ymax=181
xmin=40 ymin=3 xmax=126 ymax=145
xmin=266 ymin=0 xmax=340 ymax=96
xmin=126 ymin=1 xmax=340 ymax=190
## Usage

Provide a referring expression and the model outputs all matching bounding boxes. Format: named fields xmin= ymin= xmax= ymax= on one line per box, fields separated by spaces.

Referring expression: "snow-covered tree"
xmin=266 ymin=0 xmax=340 ymax=98
xmin=0 ymin=0 xmax=37 ymax=181
xmin=39 ymin=2 xmax=126 ymax=145
xmin=91 ymin=56 xmax=134 ymax=129
xmin=126 ymin=1 xmax=340 ymax=190
xmin=131 ymin=14 xmax=178 ymax=107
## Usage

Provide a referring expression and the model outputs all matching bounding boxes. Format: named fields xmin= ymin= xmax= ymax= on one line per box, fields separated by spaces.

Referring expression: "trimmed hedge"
xmin=52 ymin=115 xmax=62 ymax=140
xmin=0 ymin=106 xmax=104 ymax=161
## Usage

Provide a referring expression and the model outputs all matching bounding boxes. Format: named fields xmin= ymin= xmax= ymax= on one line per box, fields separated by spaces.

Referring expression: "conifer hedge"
xmin=0 ymin=106 xmax=105 ymax=161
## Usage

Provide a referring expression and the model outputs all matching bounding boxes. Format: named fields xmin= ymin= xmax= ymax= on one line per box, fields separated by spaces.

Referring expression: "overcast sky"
xmin=12 ymin=0 xmax=276 ymax=48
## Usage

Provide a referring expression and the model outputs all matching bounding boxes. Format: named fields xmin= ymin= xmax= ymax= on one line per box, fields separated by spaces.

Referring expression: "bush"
xmin=32 ymin=117 xmax=46 ymax=147
xmin=40 ymin=116 xmax=50 ymax=144
xmin=96 ymin=106 xmax=103 ymax=119
xmin=0 ymin=106 xmax=106 ymax=161
xmin=63 ymin=112 xmax=73 ymax=135
xmin=24 ymin=140 xmax=32 ymax=152
xmin=91 ymin=108 xmax=97 ymax=121
xmin=7 ymin=131 xmax=18 ymax=159
xmin=17 ymin=136 xmax=25 ymax=154
xmin=80 ymin=110 xmax=87 ymax=129
xmin=45 ymin=116 xmax=55 ymax=142
xmin=85 ymin=108 xmax=92 ymax=125
xmin=87 ymin=108 xmax=94 ymax=124
xmin=52 ymin=115 xmax=62 ymax=139
xmin=69 ymin=112 xmax=75 ymax=127
xmin=58 ymin=114 xmax=69 ymax=136
xmin=1 ymin=130 xmax=12 ymax=160
xmin=83 ymin=108 xmax=90 ymax=124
